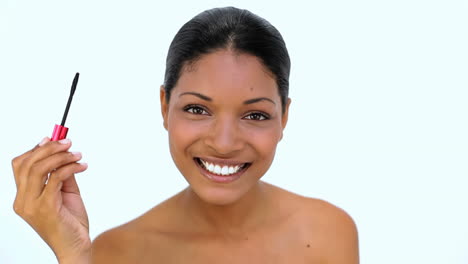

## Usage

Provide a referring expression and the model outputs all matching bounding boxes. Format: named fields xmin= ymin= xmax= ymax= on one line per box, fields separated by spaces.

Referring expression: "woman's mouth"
xmin=194 ymin=157 xmax=250 ymax=183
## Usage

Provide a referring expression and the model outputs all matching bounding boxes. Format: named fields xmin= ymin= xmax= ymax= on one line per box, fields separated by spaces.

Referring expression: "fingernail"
xmin=58 ymin=138 xmax=71 ymax=144
xmin=38 ymin=137 xmax=49 ymax=146
xmin=71 ymin=152 xmax=82 ymax=158
xmin=80 ymin=162 xmax=88 ymax=168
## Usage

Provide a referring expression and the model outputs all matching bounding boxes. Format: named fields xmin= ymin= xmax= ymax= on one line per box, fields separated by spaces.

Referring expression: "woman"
xmin=12 ymin=7 xmax=359 ymax=263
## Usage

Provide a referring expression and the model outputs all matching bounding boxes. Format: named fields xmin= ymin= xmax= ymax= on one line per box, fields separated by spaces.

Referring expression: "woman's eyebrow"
xmin=179 ymin=92 xmax=275 ymax=105
xmin=243 ymin=97 xmax=276 ymax=105
xmin=179 ymin=92 xmax=212 ymax=101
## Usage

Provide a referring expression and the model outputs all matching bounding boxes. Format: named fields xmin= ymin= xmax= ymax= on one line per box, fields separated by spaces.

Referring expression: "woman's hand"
xmin=12 ymin=137 xmax=90 ymax=264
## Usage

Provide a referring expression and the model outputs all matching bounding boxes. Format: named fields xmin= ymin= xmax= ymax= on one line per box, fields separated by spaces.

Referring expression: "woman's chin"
xmin=186 ymin=183 xmax=253 ymax=206
xmin=195 ymin=186 xmax=244 ymax=205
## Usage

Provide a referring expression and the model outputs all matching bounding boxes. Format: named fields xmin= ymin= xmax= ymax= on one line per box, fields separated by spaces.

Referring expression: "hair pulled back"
xmin=164 ymin=7 xmax=291 ymax=111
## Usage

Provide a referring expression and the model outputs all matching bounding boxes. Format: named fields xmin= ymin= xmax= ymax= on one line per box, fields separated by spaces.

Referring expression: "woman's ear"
xmin=280 ymin=98 xmax=291 ymax=141
xmin=160 ymin=85 xmax=168 ymax=130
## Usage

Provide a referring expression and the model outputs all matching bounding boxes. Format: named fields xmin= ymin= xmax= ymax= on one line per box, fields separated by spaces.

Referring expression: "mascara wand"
xmin=51 ymin=72 xmax=80 ymax=141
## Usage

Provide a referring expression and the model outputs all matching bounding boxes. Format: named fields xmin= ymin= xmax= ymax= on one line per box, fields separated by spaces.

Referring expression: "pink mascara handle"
xmin=51 ymin=124 xmax=69 ymax=141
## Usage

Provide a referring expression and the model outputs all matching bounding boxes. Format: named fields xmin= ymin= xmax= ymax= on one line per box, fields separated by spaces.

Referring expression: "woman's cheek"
xmin=169 ymin=117 xmax=207 ymax=148
xmin=244 ymin=123 xmax=283 ymax=152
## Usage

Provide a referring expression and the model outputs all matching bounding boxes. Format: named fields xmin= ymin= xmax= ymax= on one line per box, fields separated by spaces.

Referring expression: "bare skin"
xmin=12 ymin=138 xmax=90 ymax=264
xmin=12 ymin=49 xmax=359 ymax=263
xmin=92 ymin=50 xmax=359 ymax=263
xmin=92 ymin=182 xmax=358 ymax=263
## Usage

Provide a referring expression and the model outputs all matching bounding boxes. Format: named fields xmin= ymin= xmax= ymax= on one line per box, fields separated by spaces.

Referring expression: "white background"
xmin=1 ymin=0 xmax=467 ymax=263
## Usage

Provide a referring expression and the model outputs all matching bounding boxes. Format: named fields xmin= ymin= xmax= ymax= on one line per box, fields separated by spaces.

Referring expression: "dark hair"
xmin=163 ymin=7 xmax=291 ymax=112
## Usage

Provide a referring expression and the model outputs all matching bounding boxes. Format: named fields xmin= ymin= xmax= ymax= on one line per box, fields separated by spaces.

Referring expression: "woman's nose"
xmin=204 ymin=117 xmax=244 ymax=155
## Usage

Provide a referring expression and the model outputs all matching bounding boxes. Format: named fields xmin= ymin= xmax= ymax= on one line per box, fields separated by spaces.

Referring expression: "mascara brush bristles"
xmin=61 ymin=72 xmax=80 ymax=126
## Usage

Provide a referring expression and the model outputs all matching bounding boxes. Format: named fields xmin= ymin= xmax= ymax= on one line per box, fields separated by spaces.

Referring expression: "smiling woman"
xmin=162 ymin=49 xmax=287 ymax=206
xmin=11 ymin=6 xmax=359 ymax=264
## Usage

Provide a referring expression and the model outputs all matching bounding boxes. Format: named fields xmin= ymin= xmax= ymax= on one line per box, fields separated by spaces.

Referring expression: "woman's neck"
xmin=178 ymin=181 xmax=272 ymax=237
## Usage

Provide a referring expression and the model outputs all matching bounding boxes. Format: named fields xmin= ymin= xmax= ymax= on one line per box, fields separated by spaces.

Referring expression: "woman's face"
xmin=160 ymin=49 xmax=290 ymax=205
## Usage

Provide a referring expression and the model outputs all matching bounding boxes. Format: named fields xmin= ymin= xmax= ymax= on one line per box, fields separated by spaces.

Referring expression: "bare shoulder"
xmin=267 ymin=183 xmax=359 ymax=263
xmin=301 ymin=197 xmax=357 ymax=231
xmin=299 ymin=196 xmax=360 ymax=263
xmin=91 ymin=195 xmax=180 ymax=263
xmin=91 ymin=225 xmax=141 ymax=263
xmin=267 ymin=183 xmax=357 ymax=229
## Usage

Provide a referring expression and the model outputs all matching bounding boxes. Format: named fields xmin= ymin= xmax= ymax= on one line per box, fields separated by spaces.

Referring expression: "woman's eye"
xmin=244 ymin=112 xmax=269 ymax=121
xmin=184 ymin=105 xmax=209 ymax=115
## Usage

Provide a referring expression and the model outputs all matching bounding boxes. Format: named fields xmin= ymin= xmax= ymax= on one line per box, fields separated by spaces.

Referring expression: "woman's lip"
xmin=194 ymin=158 xmax=246 ymax=183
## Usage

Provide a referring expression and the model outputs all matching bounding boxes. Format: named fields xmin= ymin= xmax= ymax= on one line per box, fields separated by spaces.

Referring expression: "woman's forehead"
xmin=173 ymin=50 xmax=279 ymax=99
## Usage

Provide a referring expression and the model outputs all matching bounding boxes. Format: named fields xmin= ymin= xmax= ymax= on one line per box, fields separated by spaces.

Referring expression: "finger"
xmin=23 ymin=138 xmax=73 ymax=169
xmin=12 ymin=137 xmax=50 ymax=187
xmin=61 ymin=169 xmax=85 ymax=194
xmin=16 ymin=138 xmax=72 ymax=191
xmin=11 ymin=138 xmax=50 ymax=217
xmin=26 ymin=151 xmax=83 ymax=199
xmin=13 ymin=137 xmax=49 ymax=166
xmin=34 ymin=137 xmax=50 ymax=151
xmin=42 ymin=162 xmax=88 ymax=200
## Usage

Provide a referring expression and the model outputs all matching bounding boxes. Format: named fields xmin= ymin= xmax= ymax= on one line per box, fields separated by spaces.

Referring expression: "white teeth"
xmin=199 ymin=158 xmax=245 ymax=176
xmin=214 ymin=165 xmax=221 ymax=174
